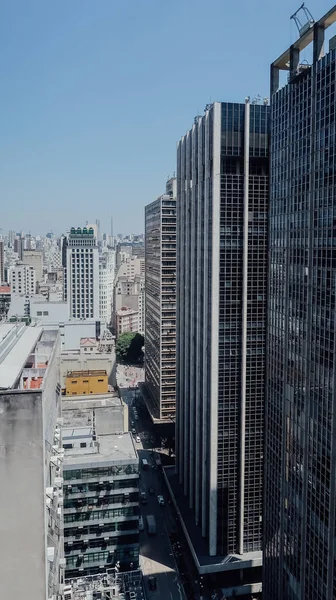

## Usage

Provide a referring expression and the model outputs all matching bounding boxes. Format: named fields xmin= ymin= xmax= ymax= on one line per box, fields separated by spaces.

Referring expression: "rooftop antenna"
xmin=290 ymin=3 xmax=315 ymax=37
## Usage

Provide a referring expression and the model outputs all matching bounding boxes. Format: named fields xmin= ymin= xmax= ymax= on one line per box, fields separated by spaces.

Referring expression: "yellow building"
xmin=65 ymin=370 xmax=108 ymax=396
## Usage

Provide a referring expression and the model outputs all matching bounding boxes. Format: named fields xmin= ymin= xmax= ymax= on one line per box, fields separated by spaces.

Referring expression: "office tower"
xmin=14 ymin=235 xmax=24 ymax=260
xmin=22 ymin=249 xmax=43 ymax=289
xmin=9 ymin=263 xmax=36 ymax=295
xmin=99 ymin=248 xmax=115 ymax=326
xmin=173 ymin=101 xmax=268 ymax=596
xmin=264 ymin=9 xmax=336 ymax=600
xmin=62 ymin=398 xmax=139 ymax=577
xmin=144 ymin=178 xmax=176 ymax=421
xmin=0 ymin=324 xmax=64 ymax=600
xmin=66 ymin=226 xmax=99 ymax=320
xmin=0 ymin=239 xmax=4 ymax=283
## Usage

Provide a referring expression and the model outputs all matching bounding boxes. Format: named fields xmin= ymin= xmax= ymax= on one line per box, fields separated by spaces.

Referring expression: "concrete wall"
xmin=30 ymin=300 xmax=69 ymax=323
xmin=0 ymin=390 xmax=46 ymax=600
xmin=61 ymin=321 xmax=100 ymax=350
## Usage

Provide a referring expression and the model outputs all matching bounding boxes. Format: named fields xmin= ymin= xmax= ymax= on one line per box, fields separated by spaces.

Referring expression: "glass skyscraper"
xmin=175 ymin=100 xmax=268 ymax=596
xmin=264 ymin=8 xmax=336 ymax=600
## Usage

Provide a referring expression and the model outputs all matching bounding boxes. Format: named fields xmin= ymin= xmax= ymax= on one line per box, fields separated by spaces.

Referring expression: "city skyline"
xmin=1 ymin=0 xmax=328 ymax=234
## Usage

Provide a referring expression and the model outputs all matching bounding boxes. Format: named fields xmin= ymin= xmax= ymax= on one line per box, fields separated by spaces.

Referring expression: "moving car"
xmin=157 ymin=494 xmax=165 ymax=506
xmin=140 ymin=491 xmax=148 ymax=504
xmin=148 ymin=576 xmax=157 ymax=590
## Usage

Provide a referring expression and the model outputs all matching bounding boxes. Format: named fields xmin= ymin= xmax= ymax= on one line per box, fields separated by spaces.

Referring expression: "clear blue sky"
xmin=0 ymin=0 xmax=332 ymax=235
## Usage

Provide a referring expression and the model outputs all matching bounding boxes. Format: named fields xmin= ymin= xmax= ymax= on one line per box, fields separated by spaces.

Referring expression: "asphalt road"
xmin=137 ymin=445 xmax=185 ymax=600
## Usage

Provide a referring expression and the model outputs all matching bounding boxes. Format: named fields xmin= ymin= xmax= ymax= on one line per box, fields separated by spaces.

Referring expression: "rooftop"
xmin=66 ymin=369 xmax=107 ymax=378
xmin=273 ymin=5 xmax=336 ymax=69
xmin=63 ymin=431 xmax=137 ymax=467
xmin=0 ymin=323 xmax=58 ymax=390
xmin=63 ymin=400 xmax=136 ymax=467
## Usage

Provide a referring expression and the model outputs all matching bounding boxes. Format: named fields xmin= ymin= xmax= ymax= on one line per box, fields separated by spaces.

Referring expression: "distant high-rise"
xmin=65 ymin=226 xmax=99 ymax=320
xmin=99 ymin=248 xmax=115 ymax=325
xmin=144 ymin=178 xmax=176 ymax=421
xmin=174 ymin=100 xmax=268 ymax=596
xmin=9 ymin=263 xmax=36 ymax=295
xmin=22 ymin=249 xmax=43 ymax=289
xmin=264 ymin=9 xmax=336 ymax=600
xmin=0 ymin=239 xmax=4 ymax=284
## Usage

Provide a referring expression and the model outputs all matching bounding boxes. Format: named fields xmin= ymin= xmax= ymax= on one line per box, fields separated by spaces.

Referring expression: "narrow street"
xmin=116 ymin=368 xmax=200 ymax=600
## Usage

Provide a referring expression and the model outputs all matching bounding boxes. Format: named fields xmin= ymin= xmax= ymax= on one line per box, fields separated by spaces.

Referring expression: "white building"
xmin=65 ymin=226 xmax=99 ymax=320
xmin=0 ymin=323 xmax=64 ymax=600
xmin=22 ymin=249 xmax=43 ymax=287
xmin=99 ymin=248 xmax=115 ymax=325
xmin=9 ymin=263 xmax=36 ymax=295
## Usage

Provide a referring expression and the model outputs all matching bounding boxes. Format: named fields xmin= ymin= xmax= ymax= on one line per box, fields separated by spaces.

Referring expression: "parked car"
xmin=135 ymin=435 xmax=141 ymax=443
xmin=157 ymin=495 xmax=165 ymax=506
xmin=139 ymin=516 xmax=144 ymax=531
xmin=131 ymin=428 xmax=136 ymax=435
xmin=148 ymin=576 xmax=157 ymax=590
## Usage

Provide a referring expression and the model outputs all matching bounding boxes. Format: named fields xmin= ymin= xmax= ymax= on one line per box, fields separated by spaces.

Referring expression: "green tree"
xmin=116 ymin=332 xmax=144 ymax=363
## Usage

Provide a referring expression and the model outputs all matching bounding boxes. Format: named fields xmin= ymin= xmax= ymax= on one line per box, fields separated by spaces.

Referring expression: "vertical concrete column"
xmin=270 ymin=64 xmax=280 ymax=96
xmin=313 ymin=23 xmax=325 ymax=63
xmin=289 ymin=44 xmax=300 ymax=80
xmin=239 ymin=98 xmax=250 ymax=556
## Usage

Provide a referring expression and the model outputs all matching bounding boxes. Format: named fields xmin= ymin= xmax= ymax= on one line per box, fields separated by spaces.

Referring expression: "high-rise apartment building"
xmin=0 ymin=324 xmax=64 ymax=600
xmin=99 ymin=248 xmax=115 ymax=325
xmin=9 ymin=263 xmax=36 ymax=295
xmin=65 ymin=227 xmax=99 ymax=320
xmin=172 ymin=101 xmax=268 ymax=596
xmin=0 ymin=239 xmax=4 ymax=284
xmin=145 ymin=178 xmax=176 ymax=421
xmin=22 ymin=249 xmax=44 ymax=291
xmin=264 ymin=9 xmax=336 ymax=600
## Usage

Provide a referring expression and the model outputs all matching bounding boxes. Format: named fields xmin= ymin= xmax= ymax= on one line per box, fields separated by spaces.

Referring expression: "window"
xmin=37 ymin=311 xmax=42 ymax=316
xmin=43 ymin=311 xmax=49 ymax=316
xmin=64 ymin=443 xmax=73 ymax=449
xmin=98 ymin=379 xmax=104 ymax=382
xmin=71 ymin=380 xmax=77 ymax=384
xmin=80 ymin=442 xmax=87 ymax=448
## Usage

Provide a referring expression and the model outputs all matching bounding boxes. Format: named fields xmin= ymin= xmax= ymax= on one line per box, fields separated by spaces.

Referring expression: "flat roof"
xmin=0 ymin=326 xmax=43 ymax=389
xmin=64 ymin=432 xmax=137 ymax=468
xmin=273 ymin=5 xmax=336 ymax=69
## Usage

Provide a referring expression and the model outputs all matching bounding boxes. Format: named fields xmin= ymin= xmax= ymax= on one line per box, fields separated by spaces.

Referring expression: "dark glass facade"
xmin=265 ymin=37 xmax=336 ymax=600
xmin=176 ymin=102 xmax=268 ymax=572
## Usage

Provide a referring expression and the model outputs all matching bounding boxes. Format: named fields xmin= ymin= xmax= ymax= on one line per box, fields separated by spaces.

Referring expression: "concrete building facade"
xmin=264 ymin=10 xmax=336 ymax=600
xmin=174 ymin=101 xmax=268 ymax=595
xmin=9 ymin=263 xmax=36 ymax=295
xmin=65 ymin=227 xmax=99 ymax=320
xmin=0 ymin=324 xmax=64 ymax=600
xmin=99 ymin=249 xmax=115 ymax=326
xmin=0 ymin=239 xmax=4 ymax=284
xmin=62 ymin=398 xmax=139 ymax=577
xmin=145 ymin=178 xmax=176 ymax=421
xmin=116 ymin=307 xmax=139 ymax=336
xmin=22 ymin=249 xmax=44 ymax=288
